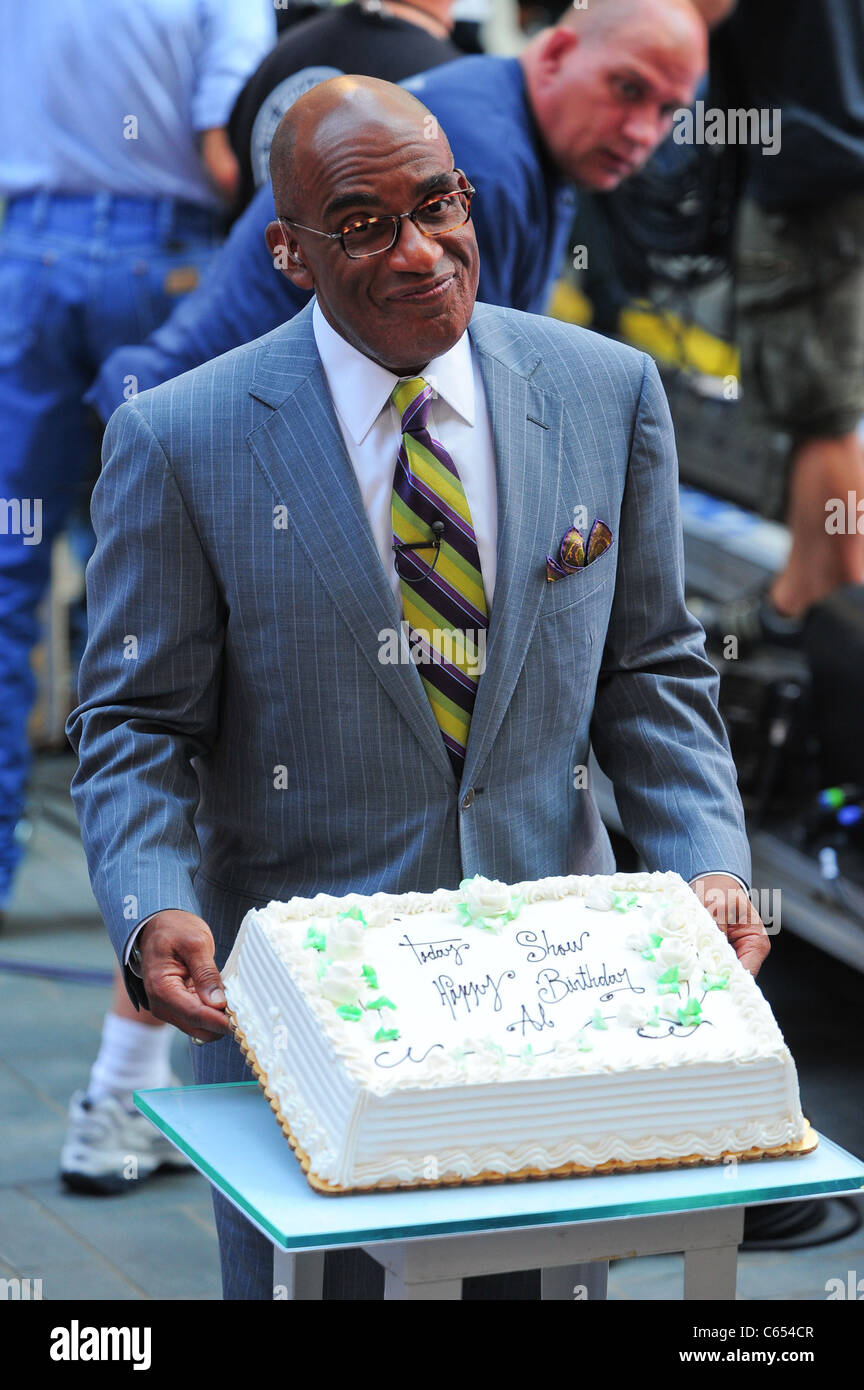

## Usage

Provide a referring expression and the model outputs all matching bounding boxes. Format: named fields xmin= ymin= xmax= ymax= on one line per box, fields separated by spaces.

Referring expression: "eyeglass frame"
xmin=276 ymin=172 xmax=476 ymax=260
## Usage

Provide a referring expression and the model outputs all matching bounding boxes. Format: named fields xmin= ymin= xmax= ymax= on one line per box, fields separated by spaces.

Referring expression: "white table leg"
xmin=684 ymin=1243 xmax=738 ymax=1300
xmin=272 ymin=1248 xmax=326 ymax=1300
xmin=541 ymin=1261 xmax=609 ymax=1300
xmin=384 ymin=1270 xmax=463 ymax=1300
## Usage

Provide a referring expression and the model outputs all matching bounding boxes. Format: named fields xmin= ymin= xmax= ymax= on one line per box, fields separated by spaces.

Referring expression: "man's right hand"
xmin=137 ymin=910 xmax=232 ymax=1042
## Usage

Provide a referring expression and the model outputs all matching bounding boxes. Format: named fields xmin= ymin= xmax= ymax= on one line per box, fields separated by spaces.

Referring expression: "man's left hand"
xmin=689 ymin=873 xmax=770 ymax=977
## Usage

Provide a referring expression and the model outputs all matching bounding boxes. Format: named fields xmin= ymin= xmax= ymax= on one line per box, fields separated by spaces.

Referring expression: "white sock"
xmin=87 ymin=1012 xmax=175 ymax=1104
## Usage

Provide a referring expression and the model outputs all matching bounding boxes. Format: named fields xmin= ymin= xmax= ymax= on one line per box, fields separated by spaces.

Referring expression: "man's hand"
xmin=689 ymin=873 xmax=770 ymax=977
xmin=137 ymin=910 xmax=232 ymax=1042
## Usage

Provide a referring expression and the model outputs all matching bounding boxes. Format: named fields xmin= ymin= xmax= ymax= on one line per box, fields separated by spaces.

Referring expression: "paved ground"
xmin=1 ymin=753 xmax=862 ymax=1301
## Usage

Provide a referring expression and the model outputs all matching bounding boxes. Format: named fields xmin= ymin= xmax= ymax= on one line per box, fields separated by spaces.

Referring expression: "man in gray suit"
xmin=67 ymin=76 xmax=768 ymax=1300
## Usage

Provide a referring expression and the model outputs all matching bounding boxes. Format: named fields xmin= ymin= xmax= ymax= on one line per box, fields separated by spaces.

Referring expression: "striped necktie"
xmin=391 ymin=376 xmax=488 ymax=777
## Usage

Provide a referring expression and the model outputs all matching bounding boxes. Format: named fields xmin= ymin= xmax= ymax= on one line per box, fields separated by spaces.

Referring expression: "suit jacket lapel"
xmin=461 ymin=305 xmax=564 ymax=789
xmin=247 ymin=307 xmax=456 ymax=783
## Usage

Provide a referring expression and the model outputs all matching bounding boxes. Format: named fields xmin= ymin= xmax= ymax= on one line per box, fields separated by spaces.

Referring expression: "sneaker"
xmin=688 ymin=590 xmax=805 ymax=655
xmin=60 ymin=1086 xmax=192 ymax=1195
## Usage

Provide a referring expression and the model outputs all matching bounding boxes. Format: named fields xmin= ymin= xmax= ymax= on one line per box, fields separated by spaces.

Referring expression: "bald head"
xmin=559 ymin=0 xmax=706 ymax=47
xmin=270 ymin=76 xmax=444 ymax=220
xmin=264 ymin=73 xmax=479 ymax=377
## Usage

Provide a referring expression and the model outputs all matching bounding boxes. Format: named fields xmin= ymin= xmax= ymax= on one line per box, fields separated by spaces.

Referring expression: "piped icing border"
xmin=258 ymin=870 xmax=685 ymax=923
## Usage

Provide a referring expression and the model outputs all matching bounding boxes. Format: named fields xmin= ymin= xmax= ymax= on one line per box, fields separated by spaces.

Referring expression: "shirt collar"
xmin=312 ymin=298 xmax=475 ymax=445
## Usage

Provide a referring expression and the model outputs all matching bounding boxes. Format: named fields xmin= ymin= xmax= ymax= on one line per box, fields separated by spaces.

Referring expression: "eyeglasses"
xmin=277 ymin=173 xmax=476 ymax=260
xmin=393 ymin=519 xmax=444 ymax=584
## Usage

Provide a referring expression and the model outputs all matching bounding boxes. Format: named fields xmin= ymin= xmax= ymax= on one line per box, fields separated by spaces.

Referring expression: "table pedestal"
xmin=272 ymin=1207 xmax=743 ymax=1300
xmin=133 ymin=1084 xmax=864 ymax=1303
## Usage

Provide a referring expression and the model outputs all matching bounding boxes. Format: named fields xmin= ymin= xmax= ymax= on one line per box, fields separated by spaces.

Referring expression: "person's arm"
xmin=192 ymin=1 xmax=276 ymax=201
xmin=198 ymin=125 xmax=240 ymax=201
xmin=66 ymin=400 xmax=230 ymax=1026
xmin=192 ymin=0 xmax=276 ymax=137
xmin=86 ymin=183 xmax=308 ymax=421
xmin=589 ymin=355 xmax=767 ymax=969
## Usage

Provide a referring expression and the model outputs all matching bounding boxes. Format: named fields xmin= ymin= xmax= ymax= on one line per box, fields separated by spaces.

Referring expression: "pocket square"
xmin=546 ymin=519 xmax=613 ymax=582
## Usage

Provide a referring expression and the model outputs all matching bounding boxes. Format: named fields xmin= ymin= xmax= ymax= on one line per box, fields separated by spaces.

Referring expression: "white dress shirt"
xmin=311 ymin=299 xmax=498 ymax=606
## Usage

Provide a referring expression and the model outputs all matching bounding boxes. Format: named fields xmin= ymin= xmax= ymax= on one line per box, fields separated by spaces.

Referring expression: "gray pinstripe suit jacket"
xmin=67 ymin=300 xmax=750 ymax=1006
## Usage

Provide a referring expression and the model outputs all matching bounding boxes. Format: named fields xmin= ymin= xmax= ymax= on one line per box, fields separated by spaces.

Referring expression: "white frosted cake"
xmin=222 ymin=871 xmax=812 ymax=1192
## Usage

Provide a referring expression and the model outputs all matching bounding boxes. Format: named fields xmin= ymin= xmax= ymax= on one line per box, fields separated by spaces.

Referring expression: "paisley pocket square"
xmin=546 ymin=519 xmax=613 ymax=582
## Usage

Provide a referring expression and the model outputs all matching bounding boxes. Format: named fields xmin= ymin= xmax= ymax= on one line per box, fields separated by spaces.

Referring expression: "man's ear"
xmin=265 ymin=220 xmax=314 ymax=291
xmin=539 ymin=25 xmax=579 ymax=77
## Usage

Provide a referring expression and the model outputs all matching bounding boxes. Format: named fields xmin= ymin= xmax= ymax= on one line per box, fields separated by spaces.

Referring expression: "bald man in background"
xmin=89 ymin=0 xmax=710 ymax=420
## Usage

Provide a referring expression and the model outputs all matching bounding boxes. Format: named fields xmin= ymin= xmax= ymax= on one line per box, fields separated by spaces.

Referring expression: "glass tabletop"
xmin=135 ymin=1082 xmax=864 ymax=1252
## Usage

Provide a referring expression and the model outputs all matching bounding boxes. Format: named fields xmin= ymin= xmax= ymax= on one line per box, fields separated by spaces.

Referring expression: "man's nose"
xmin=388 ymin=215 xmax=444 ymax=272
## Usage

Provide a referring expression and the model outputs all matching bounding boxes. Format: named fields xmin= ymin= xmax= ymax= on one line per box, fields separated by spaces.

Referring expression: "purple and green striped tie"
xmin=391 ymin=376 xmax=488 ymax=777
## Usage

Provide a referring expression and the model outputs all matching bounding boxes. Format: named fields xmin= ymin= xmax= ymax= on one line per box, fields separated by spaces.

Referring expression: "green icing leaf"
xmin=590 ymin=1008 xmax=608 ymax=1030
xmin=656 ymin=964 xmax=680 ymax=994
xmin=361 ymin=964 xmax=379 ymax=990
xmin=577 ymin=1030 xmax=593 ymax=1052
xmin=677 ymin=997 xmax=703 ymax=1026
xmin=336 ymin=1004 xmax=363 ymax=1021
xmin=374 ymin=1027 xmax=400 ymax=1043
xmin=611 ymin=892 xmax=638 ymax=912
xmin=455 ymin=902 xmax=473 ymax=929
xmin=521 ymin=1044 xmax=535 ymax=1064
xmin=365 ymin=995 xmax=396 ymax=1012
xmin=304 ymin=925 xmax=327 ymax=952
xmin=338 ymin=906 xmax=366 ymax=924
xmin=649 ymin=932 xmax=664 ymax=948
xmin=646 ymin=1005 xmax=661 ymax=1028
xmin=641 ymin=948 xmax=655 ymax=961
xmin=701 ymin=972 xmax=730 ymax=991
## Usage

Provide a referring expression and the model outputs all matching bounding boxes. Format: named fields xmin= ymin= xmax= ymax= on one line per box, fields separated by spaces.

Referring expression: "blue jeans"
xmin=0 ymin=192 xmax=222 ymax=905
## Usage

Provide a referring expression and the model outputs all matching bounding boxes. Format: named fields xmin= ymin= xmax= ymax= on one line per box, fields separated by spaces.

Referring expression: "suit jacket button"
xmin=461 ymin=788 xmax=475 ymax=810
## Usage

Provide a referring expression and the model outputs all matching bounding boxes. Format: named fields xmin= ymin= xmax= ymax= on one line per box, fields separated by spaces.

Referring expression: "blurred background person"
xmin=0 ymin=0 xmax=275 ymax=1190
xmin=689 ymin=0 xmax=864 ymax=649
xmin=227 ymin=0 xmax=463 ymax=221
